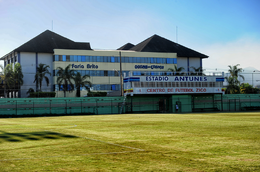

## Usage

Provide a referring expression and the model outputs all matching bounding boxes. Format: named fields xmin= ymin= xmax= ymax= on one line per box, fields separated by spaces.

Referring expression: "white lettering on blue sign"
xmin=146 ymin=76 xmax=169 ymax=81
xmin=174 ymin=76 xmax=207 ymax=82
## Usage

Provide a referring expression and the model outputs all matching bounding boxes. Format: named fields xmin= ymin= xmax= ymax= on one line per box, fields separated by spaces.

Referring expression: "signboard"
xmin=131 ymin=87 xmax=222 ymax=94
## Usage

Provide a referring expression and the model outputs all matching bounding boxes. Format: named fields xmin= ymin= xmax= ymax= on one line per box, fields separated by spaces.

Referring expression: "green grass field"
xmin=0 ymin=112 xmax=260 ymax=171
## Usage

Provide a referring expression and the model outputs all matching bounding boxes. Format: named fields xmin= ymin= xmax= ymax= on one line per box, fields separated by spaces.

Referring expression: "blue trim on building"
xmin=36 ymin=53 xmax=38 ymax=90
xmin=216 ymin=78 xmax=224 ymax=82
xmin=18 ymin=52 xmax=20 ymax=63
xmin=187 ymin=57 xmax=190 ymax=72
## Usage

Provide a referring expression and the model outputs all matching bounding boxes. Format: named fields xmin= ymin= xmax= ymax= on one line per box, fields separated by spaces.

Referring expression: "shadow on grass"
xmin=0 ymin=130 xmax=78 ymax=143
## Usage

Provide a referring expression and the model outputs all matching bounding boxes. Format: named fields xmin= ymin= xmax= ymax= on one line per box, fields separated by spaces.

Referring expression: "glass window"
xmin=156 ymin=58 xmax=161 ymax=64
xmin=62 ymin=55 xmax=66 ymax=61
xmin=112 ymin=85 xmax=116 ymax=90
xmin=100 ymin=56 xmax=104 ymax=62
xmin=86 ymin=70 xmax=90 ymax=76
xmin=144 ymin=57 xmax=148 ymax=63
xmin=90 ymin=70 xmax=96 ymax=76
xmin=129 ymin=57 xmax=133 ymax=63
xmin=140 ymin=57 xmax=145 ymax=63
xmin=104 ymin=70 xmax=108 ymax=76
xmin=85 ymin=56 xmax=89 ymax=62
xmin=111 ymin=56 xmax=115 ymax=62
xmin=73 ymin=55 xmax=77 ymax=62
xmin=55 ymin=55 xmax=59 ymax=61
xmin=121 ymin=57 xmax=125 ymax=63
xmin=136 ymin=57 xmax=141 ymax=63
xmin=100 ymin=70 xmax=104 ymax=76
xmin=70 ymin=55 xmax=74 ymax=62
xmin=93 ymin=56 xmax=97 ymax=62
xmin=162 ymin=58 xmax=166 ymax=64
xmin=81 ymin=70 xmax=85 ymax=75
xmin=95 ymin=70 xmax=100 ymax=76
xmin=97 ymin=56 xmax=101 ymax=62
xmin=173 ymin=58 xmax=177 ymax=64
xmin=82 ymin=56 xmax=86 ymax=62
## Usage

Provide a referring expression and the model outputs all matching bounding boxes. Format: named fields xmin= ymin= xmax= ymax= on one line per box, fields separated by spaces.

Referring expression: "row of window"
xmin=53 ymin=84 xmax=120 ymax=91
xmin=4 ymin=56 xmax=17 ymax=66
xmin=133 ymin=82 xmax=223 ymax=88
xmin=53 ymin=70 xmax=181 ymax=77
xmin=53 ymin=55 xmax=177 ymax=64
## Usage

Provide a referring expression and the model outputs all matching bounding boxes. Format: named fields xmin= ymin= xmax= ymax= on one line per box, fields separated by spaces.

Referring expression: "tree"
xmin=225 ymin=64 xmax=244 ymax=94
xmin=225 ymin=76 xmax=240 ymax=94
xmin=227 ymin=64 xmax=244 ymax=82
xmin=34 ymin=63 xmax=51 ymax=91
xmin=240 ymin=83 xmax=259 ymax=94
xmin=168 ymin=66 xmax=185 ymax=75
xmin=74 ymin=72 xmax=92 ymax=97
xmin=13 ymin=63 xmax=24 ymax=97
xmin=26 ymin=88 xmax=35 ymax=97
xmin=56 ymin=64 xmax=75 ymax=97
xmin=190 ymin=66 xmax=204 ymax=76
xmin=3 ymin=64 xmax=14 ymax=97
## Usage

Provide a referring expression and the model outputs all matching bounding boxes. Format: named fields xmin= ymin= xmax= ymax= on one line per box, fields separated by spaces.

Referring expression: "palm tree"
xmin=225 ymin=76 xmax=240 ymax=94
xmin=56 ymin=64 xmax=75 ymax=97
xmin=34 ymin=63 xmax=51 ymax=91
xmin=190 ymin=66 xmax=204 ymax=76
xmin=227 ymin=64 xmax=244 ymax=82
xmin=3 ymin=64 xmax=14 ymax=97
xmin=74 ymin=72 xmax=92 ymax=97
xmin=168 ymin=66 xmax=185 ymax=75
xmin=13 ymin=63 xmax=24 ymax=97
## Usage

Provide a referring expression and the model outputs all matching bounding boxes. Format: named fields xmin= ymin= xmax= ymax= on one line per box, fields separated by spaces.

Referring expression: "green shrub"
xmin=87 ymin=92 xmax=107 ymax=97
xmin=29 ymin=92 xmax=56 ymax=98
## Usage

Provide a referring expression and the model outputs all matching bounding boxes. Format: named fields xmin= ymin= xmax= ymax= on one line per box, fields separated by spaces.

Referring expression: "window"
xmin=104 ymin=70 xmax=108 ymax=76
xmin=82 ymin=56 xmax=86 ymax=62
xmin=162 ymin=58 xmax=166 ymax=64
xmin=202 ymin=82 xmax=207 ymax=87
xmin=97 ymin=56 xmax=101 ymax=62
xmin=166 ymin=82 xmax=171 ymax=87
xmin=73 ymin=55 xmax=77 ymax=62
xmin=173 ymin=58 xmax=177 ymax=64
xmin=136 ymin=57 xmax=141 ymax=63
xmin=66 ymin=55 xmax=70 ymax=62
xmin=111 ymin=56 xmax=115 ymax=62
xmin=54 ymin=55 xmax=59 ymax=61
xmin=158 ymin=82 xmax=164 ymax=87
xmin=140 ymin=57 xmax=145 ymax=63
xmin=156 ymin=58 xmax=161 ymax=64
xmin=129 ymin=57 xmax=133 ymax=63
xmin=70 ymin=55 xmax=74 ymax=62
xmin=133 ymin=57 xmax=137 ymax=63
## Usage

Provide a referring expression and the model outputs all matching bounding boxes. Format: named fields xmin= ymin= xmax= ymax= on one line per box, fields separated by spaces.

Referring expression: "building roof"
xmin=1 ymin=30 xmax=92 ymax=59
xmin=117 ymin=43 xmax=135 ymax=50
xmin=129 ymin=34 xmax=208 ymax=58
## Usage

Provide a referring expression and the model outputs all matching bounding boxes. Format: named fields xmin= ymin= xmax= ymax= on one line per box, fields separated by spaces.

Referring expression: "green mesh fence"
xmin=0 ymin=94 xmax=259 ymax=117
xmin=0 ymin=97 xmax=124 ymax=116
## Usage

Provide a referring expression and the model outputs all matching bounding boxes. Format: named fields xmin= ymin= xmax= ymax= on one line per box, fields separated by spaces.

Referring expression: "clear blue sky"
xmin=1 ymin=0 xmax=259 ymax=71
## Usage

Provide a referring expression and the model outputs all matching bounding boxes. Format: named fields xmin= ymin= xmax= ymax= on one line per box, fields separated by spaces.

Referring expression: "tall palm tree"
xmin=74 ymin=72 xmax=92 ymax=97
xmin=13 ymin=63 xmax=24 ymax=97
xmin=168 ymin=66 xmax=185 ymax=75
xmin=34 ymin=63 xmax=51 ymax=91
xmin=190 ymin=66 xmax=204 ymax=76
xmin=56 ymin=64 xmax=75 ymax=97
xmin=228 ymin=64 xmax=244 ymax=82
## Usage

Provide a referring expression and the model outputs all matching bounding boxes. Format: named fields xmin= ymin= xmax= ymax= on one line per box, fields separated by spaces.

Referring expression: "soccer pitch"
xmin=0 ymin=112 xmax=260 ymax=171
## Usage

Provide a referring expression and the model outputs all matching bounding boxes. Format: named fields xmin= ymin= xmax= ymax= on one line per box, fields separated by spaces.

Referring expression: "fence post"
xmin=16 ymin=100 xmax=17 ymax=115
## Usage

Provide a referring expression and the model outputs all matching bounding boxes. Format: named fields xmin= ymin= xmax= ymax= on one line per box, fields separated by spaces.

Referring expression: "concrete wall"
xmin=20 ymin=52 xmax=53 ymax=98
xmin=38 ymin=53 xmax=53 ymax=92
